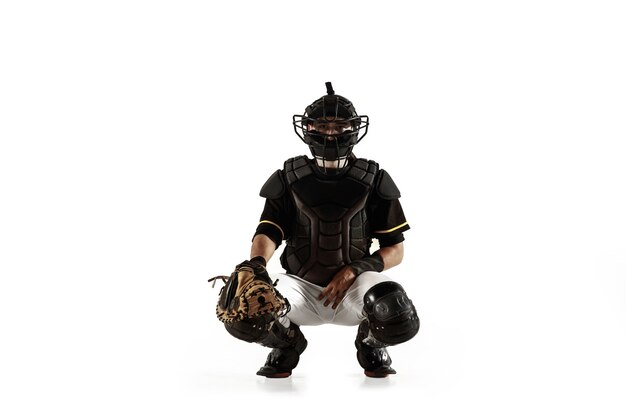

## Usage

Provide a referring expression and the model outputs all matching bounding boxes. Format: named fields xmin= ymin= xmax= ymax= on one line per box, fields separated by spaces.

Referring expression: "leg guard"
xmin=256 ymin=321 xmax=307 ymax=378
xmin=355 ymin=320 xmax=396 ymax=378
xmin=224 ymin=315 xmax=308 ymax=378
xmin=363 ymin=281 xmax=420 ymax=346
xmin=223 ymin=314 xmax=275 ymax=344
xmin=224 ymin=315 xmax=305 ymax=349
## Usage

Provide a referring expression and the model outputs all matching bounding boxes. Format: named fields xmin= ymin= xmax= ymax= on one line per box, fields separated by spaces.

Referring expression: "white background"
xmin=1 ymin=0 xmax=625 ymax=415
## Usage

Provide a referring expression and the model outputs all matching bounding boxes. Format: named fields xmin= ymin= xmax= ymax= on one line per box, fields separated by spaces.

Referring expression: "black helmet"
xmin=293 ymin=82 xmax=369 ymax=170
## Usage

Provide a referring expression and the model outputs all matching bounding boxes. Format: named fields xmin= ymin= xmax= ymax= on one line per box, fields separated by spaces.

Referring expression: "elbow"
xmin=395 ymin=242 xmax=405 ymax=265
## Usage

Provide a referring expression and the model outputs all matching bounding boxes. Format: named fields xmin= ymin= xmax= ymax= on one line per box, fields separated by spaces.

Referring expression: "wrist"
xmin=349 ymin=253 xmax=384 ymax=276
xmin=250 ymin=255 xmax=267 ymax=267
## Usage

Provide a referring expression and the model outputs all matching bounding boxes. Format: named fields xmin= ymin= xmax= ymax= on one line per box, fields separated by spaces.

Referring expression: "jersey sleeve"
xmin=253 ymin=194 xmax=292 ymax=248
xmin=253 ymin=169 xmax=292 ymax=248
xmin=368 ymin=193 xmax=410 ymax=247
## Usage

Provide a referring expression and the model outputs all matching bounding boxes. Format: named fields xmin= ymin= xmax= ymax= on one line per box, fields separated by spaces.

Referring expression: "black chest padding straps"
xmin=376 ymin=169 xmax=401 ymax=200
xmin=260 ymin=170 xmax=285 ymax=199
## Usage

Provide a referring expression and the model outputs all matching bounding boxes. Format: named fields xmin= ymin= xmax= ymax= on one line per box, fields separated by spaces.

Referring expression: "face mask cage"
xmin=292 ymin=114 xmax=369 ymax=174
xmin=292 ymin=114 xmax=370 ymax=149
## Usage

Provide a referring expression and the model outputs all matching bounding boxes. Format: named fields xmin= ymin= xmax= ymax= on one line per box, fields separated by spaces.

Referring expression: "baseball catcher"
xmin=211 ymin=82 xmax=419 ymax=378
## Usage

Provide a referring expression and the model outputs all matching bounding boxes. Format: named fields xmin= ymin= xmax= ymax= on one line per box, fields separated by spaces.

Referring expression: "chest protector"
xmin=280 ymin=156 xmax=379 ymax=286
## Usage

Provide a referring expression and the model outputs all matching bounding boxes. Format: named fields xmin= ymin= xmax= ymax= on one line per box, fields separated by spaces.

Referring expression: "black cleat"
xmin=364 ymin=365 xmax=397 ymax=378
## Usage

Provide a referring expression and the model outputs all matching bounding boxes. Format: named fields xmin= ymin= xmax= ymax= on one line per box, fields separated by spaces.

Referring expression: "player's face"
xmin=307 ymin=118 xmax=353 ymax=140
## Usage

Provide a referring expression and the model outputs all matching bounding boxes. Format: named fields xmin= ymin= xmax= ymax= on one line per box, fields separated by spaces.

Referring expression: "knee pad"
xmin=225 ymin=316 xmax=305 ymax=352
xmin=363 ymin=281 xmax=420 ymax=345
xmin=224 ymin=315 xmax=273 ymax=343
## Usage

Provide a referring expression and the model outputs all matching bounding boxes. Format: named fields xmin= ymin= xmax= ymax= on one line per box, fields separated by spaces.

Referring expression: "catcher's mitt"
xmin=209 ymin=261 xmax=289 ymax=324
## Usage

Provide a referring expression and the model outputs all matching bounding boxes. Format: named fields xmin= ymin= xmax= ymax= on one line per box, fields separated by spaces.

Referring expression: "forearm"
xmin=250 ymin=234 xmax=277 ymax=263
xmin=349 ymin=242 xmax=404 ymax=276
xmin=376 ymin=242 xmax=404 ymax=271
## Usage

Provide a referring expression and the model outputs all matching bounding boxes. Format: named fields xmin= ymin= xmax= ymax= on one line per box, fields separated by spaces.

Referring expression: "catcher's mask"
xmin=293 ymin=82 xmax=369 ymax=174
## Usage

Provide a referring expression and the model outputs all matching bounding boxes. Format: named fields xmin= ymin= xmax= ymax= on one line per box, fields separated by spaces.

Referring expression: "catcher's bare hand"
xmin=318 ymin=265 xmax=357 ymax=309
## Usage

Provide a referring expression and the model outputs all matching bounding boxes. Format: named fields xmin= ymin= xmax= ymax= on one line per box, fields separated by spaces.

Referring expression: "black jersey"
xmin=254 ymin=156 xmax=410 ymax=286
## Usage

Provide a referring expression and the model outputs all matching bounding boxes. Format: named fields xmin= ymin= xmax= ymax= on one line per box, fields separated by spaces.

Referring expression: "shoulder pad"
xmin=284 ymin=155 xmax=313 ymax=185
xmin=348 ymin=158 xmax=379 ymax=186
xmin=260 ymin=170 xmax=285 ymax=199
xmin=376 ymin=169 xmax=401 ymax=199
xmin=285 ymin=155 xmax=308 ymax=167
